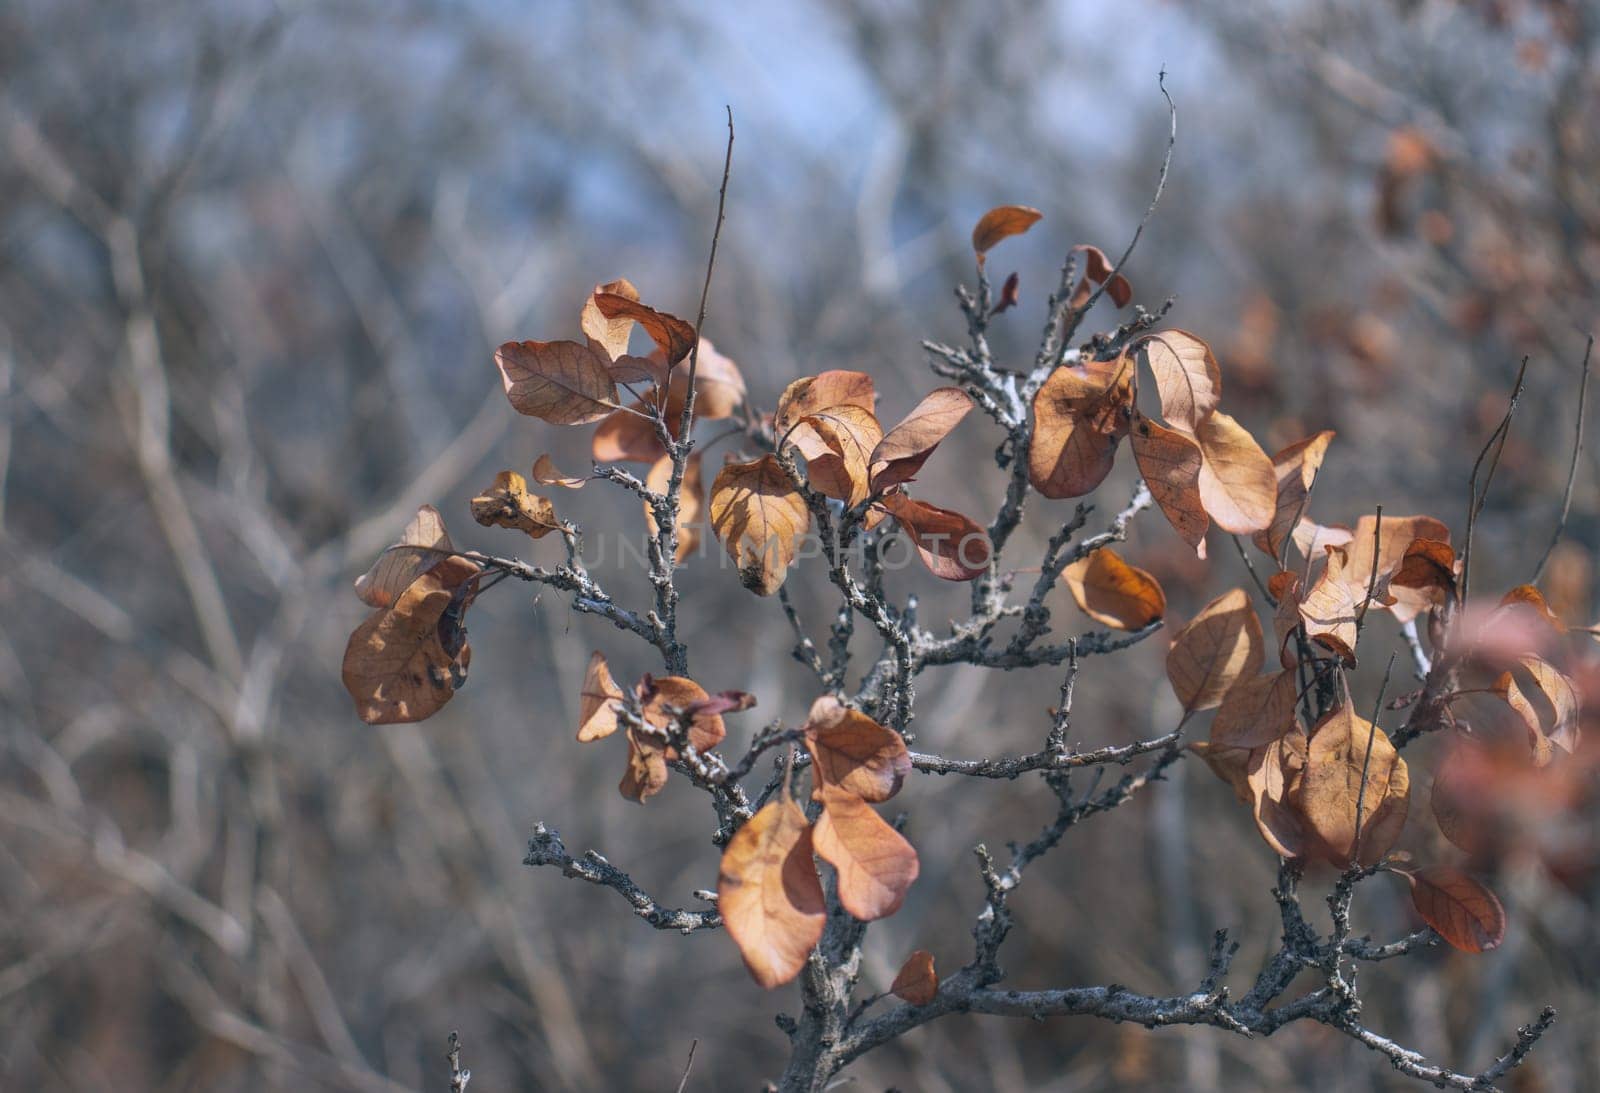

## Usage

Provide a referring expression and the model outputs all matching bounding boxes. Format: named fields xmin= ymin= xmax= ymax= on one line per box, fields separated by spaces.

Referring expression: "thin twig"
xmin=1531 ymin=334 xmax=1591 ymax=582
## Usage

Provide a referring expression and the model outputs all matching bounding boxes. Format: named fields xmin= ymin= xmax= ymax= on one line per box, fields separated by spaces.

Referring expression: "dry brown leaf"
xmin=774 ymin=371 xmax=877 ymax=436
xmin=640 ymin=675 xmax=726 ymax=753
xmin=717 ymin=798 xmax=826 ymax=988
xmin=1253 ymin=431 xmax=1336 ymax=559
xmin=1390 ymin=538 xmax=1457 ymax=610
xmin=803 ymin=696 xmax=911 ymax=803
xmin=1495 ymin=657 xmax=1580 ymax=761
xmin=878 ymin=492 xmax=991 ymax=581
xmin=1498 ymin=584 xmax=1565 ymax=634
xmin=531 ymin=454 xmax=589 ymax=489
xmin=577 ymin=650 xmax=624 ymax=742
xmin=1028 ymin=356 xmax=1134 ymax=499
xmin=1406 ymin=866 xmax=1505 ymax=952
xmin=470 ymin=470 xmax=563 ymax=540
xmin=1269 ymin=570 xmax=1304 ymax=668
xmin=579 ymin=277 xmax=640 ymax=361
xmin=644 ymin=452 xmax=706 ymax=562
xmin=1067 ymin=243 xmax=1133 ymax=309
xmin=1300 ymin=705 xmax=1407 ymax=865
xmin=709 ymin=455 xmax=810 ymax=595
xmin=1345 ymin=513 xmax=1451 ymax=624
xmin=812 ymin=785 xmax=920 ymax=921
xmin=686 ymin=338 xmax=748 ymax=421
xmin=1167 ymin=588 xmax=1264 ymax=715
xmin=1248 ymin=732 xmax=1310 ymax=858
xmin=354 ymin=505 xmax=456 ymax=609
xmin=592 ymin=398 xmax=671 ymax=463
xmin=1212 ymin=669 xmax=1299 ymax=749
xmin=1139 ymin=330 xmax=1221 ymax=432
xmin=870 ymin=387 xmax=974 ymax=491
xmin=593 ymin=292 xmax=696 ymax=365
xmin=1190 ymin=741 xmax=1254 ymax=804
xmin=792 ymin=405 xmax=883 ymax=507
xmin=890 ymin=950 xmax=938 ymax=1005
xmin=619 ymin=727 xmax=670 ymax=802
xmin=1290 ymin=519 xmax=1355 ymax=560
xmin=1131 ymin=413 xmax=1208 ymax=556
xmin=971 ymin=204 xmax=1042 ymax=256
xmin=1059 ymin=547 xmax=1166 ymax=631
xmin=1194 ymin=411 xmax=1276 ymax=534
xmin=496 ymin=340 xmax=618 ymax=425
xmin=342 ymin=557 xmax=480 ymax=725
xmin=1299 ymin=545 xmax=1364 ymax=664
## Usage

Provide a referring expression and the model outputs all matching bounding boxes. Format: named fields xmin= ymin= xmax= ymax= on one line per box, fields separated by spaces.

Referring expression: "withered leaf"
xmin=803 ymin=696 xmax=911 ymax=803
xmin=640 ymin=675 xmax=726 ymax=753
xmin=1390 ymin=538 xmax=1457 ymax=608
xmin=354 ymin=504 xmax=456 ymax=609
xmin=890 ymin=950 xmax=938 ymax=1005
xmin=685 ymin=338 xmax=749 ymax=421
xmin=1345 ymin=514 xmax=1451 ymax=624
xmin=342 ymin=557 xmax=480 ymax=725
xmin=531 ymin=454 xmax=590 ymax=489
xmin=870 ymin=387 xmax=974 ymax=491
xmin=580 ymin=277 xmax=640 ymax=361
xmin=1067 ymin=243 xmax=1133 ymax=309
xmin=993 ymin=271 xmax=1022 ymax=313
xmin=1253 ymin=431 xmax=1336 ymax=560
xmin=1248 ymin=732 xmax=1310 ymax=858
xmin=1194 ymin=411 xmax=1276 ymax=535
xmin=1406 ymin=866 xmax=1506 ymax=952
xmin=879 ymin=492 xmax=991 ymax=581
xmin=470 ymin=470 xmax=563 ymax=540
xmin=792 ymin=404 xmax=883 ymax=507
xmin=708 ymin=455 xmax=810 ymax=595
xmin=1299 ymin=545 xmax=1365 ymax=664
xmin=1131 ymin=413 xmax=1208 ymax=556
xmin=1059 ymin=547 xmax=1166 ymax=631
xmin=1190 ymin=740 xmax=1254 ymax=804
xmin=619 ymin=727 xmax=670 ymax=802
xmin=1495 ymin=657 xmax=1580 ymax=761
xmin=592 ymin=397 xmax=672 ymax=463
xmin=1028 ymin=355 xmax=1135 ymax=499
xmin=577 ymin=650 xmax=624 ymax=742
xmin=718 ymin=798 xmax=826 ymax=988
xmin=1212 ymin=669 xmax=1299 ymax=749
xmin=1498 ymin=584 xmax=1565 ymax=634
xmin=1167 ymin=588 xmax=1264 ymax=714
xmin=1301 ymin=705 xmax=1407 ymax=865
xmin=971 ymin=204 xmax=1042 ymax=256
xmin=644 ymin=452 xmax=706 ymax=563
xmin=1291 ymin=519 xmax=1355 ymax=559
xmin=812 ymin=785 xmax=920 ymax=921
xmin=774 ymin=371 xmax=877 ymax=436
xmin=593 ymin=292 xmax=697 ymax=365
xmin=496 ymin=340 xmax=618 ymax=425
xmin=1139 ymin=330 xmax=1221 ymax=433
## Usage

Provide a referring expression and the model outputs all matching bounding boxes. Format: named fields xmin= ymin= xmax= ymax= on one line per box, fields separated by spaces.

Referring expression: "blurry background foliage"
xmin=1 ymin=0 xmax=1596 ymax=1089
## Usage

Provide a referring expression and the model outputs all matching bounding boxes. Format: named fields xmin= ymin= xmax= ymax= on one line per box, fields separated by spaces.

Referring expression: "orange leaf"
xmin=531 ymin=454 xmax=590 ymax=489
xmin=1028 ymin=356 xmax=1134 ymax=499
xmin=619 ymin=726 xmax=670 ymax=803
xmin=803 ymin=696 xmax=911 ymax=803
xmin=1247 ymin=731 xmax=1310 ymax=858
xmin=1498 ymin=584 xmax=1565 ymax=634
xmin=354 ymin=505 xmax=456 ymax=609
xmin=1344 ymin=513 xmax=1451 ymax=624
xmin=592 ymin=292 xmax=697 ymax=365
xmin=579 ymin=277 xmax=640 ymax=361
xmin=1166 ymin=588 xmax=1263 ymax=714
xmin=1067 ymin=243 xmax=1133 ymax=309
xmin=774 ymin=370 xmax=877 ymax=436
xmin=1194 ymin=411 xmax=1276 ymax=534
xmin=1406 ymin=866 xmax=1506 ymax=952
xmin=1495 ymin=656 xmax=1580 ymax=761
xmin=342 ymin=557 xmax=480 ymax=725
xmin=592 ymin=398 xmax=671 ymax=463
xmin=1300 ymin=705 xmax=1408 ymax=865
xmin=1131 ymin=413 xmax=1208 ymax=556
xmin=1253 ymin=431 xmax=1335 ymax=560
xmin=1299 ymin=545 xmax=1364 ymax=664
xmin=708 ymin=455 xmax=810 ymax=595
xmin=640 ymin=675 xmax=726 ymax=753
xmin=1138 ymin=330 xmax=1221 ymax=432
xmin=971 ymin=204 xmax=1042 ymax=256
xmin=717 ymin=798 xmax=826 ymax=988
xmin=812 ymin=786 xmax=920 ymax=921
xmin=496 ymin=340 xmax=618 ymax=425
xmin=1059 ymin=547 xmax=1166 ymax=631
xmin=792 ymin=404 xmax=883 ymax=507
xmin=1212 ymin=669 xmax=1299 ymax=748
xmin=890 ymin=950 xmax=939 ymax=1005
xmin=577 ymin=651 xmax=624 ymax=742
xmin=870 ymin=387 xmax=974 ymax=491
xmin=470 ymin=470 xmax=563 ymax=540
xmin=879 ymin=492 xmax=991 ymax=581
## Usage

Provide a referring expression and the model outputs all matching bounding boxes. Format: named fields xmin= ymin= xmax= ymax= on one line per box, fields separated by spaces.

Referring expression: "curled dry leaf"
xmin=890 ymin=950 xmax=939 ymax=1006
xmin=1067 ymin=243 xmax=1133 ymax=309
xmin=342 ymin=557 xmax=480 ymax=725
xmin=718 ymin=798 xmax=827 ymax=988
xmin=1248 ymin=731 xmax=1309 ymax=858
xmin=1139 ymin=330 xmax=1221 ymax=433
xmin=803 ymin=696 xmax=911 ymax=803
xmin=792 ymin=404 xmax=883 ymax=507
xmin=1190 ymin=741 xmax=1254 ymax=804
xmin=531 ymin=454 xmax=589 ymax=489
xmin=684 ymin=690 xmax=758 ymax=719
xmin=593 ymin=292 xmax=697 ymax=365
xmin=1345 ymin=513 xmax=1451 ymax=624
xmin=1406 ymin=866 xmax=1506 ymax=953
xmin=1390 ymin=538 xmax=1457 ymax=609
xmin=1059 ymin=547 xmax=1166 ymax=631
xmin=1300 ymin=705 xmax=1408 ymax=865
xmin=619 ymin=727 xmax=670 ymax=803
xmin=1299 ymin=545 xmax=1364 ymax=665
xmin=1131 ymin=413 xmax=1208 ymax=556
xmin=1193 ymin=411 xmax=1276 ymax=535
xmin=774 ymin=371 xmax=877 ymax=436
xmin=686 ymin=338 xmax=748 ymax=421
xmin=1167 ymin=588 xmax=1264 ymax=715
xmin=644 ymin=452 xmax=706 ymax=562
xmin=1253 ymin=431 xmax=1336 ymax=560
xmin=470 ymin=470 xmax=563 ymax=540
xmin=496 ymin=340 xmax=618 ymax=425
xmin=812 ymin=785 xmax=920 ymax=921
xmin=1291 ymin=519 xmax=1355 ymax=560
xmin=640 ymin=675 xmax=726 ymax=753
xmin=971 ymin=204 xmax=1042 ymax=256
xmin=593 ymin=397 xmax=672 ymax=463
xmin=1028 ymin=355 xmax=1134 ymax=499
xmin=993 ymin=271 xmax=1022 ymax=313
xmin=870 ymin=387 xmax=974 ymax=491
xmin=1212 ymin=669 xmax=1299 ymax=749
xmin=590 ymin=343 xmax=747 ymax=463
xmin=577 ymin=651 xmax=624 ymax=742
xmin=878 ymin=492 xmax=991 ymax=581
xmin=1498 ymin=584 xmax=1565 ymax=634
xmin=1495 ymin=657 xmax=1580 ymax=761
xmin=709 ymin=455 xmax=810 ymax=596
xmin=579 ymin=277 xmax=640 ymax=361
xmin=354 ymin=504 xmax=455 ymax=609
